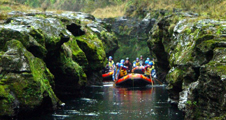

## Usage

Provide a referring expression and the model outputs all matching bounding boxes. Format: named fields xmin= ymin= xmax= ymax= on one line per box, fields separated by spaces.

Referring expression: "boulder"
xmin=0 ymin=40 xmax=60 ymax=117
xmin=0 ymin=11 xmax=116 ymax=118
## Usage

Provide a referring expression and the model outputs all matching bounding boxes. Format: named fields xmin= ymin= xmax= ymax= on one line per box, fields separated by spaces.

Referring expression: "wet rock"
xmin=0 ymin=11 xmax=117 ymax=118
xmin=57 ymin=11 xmax=118 ymax=59
xmin=0 ymin=40 xmax=59 ymax=117
xmin=8 ymin=11 xmax=26 ymax=16
xmin=148 ymin=11 xmax=226 ymax=119
xmin=103 ymin=15 xmax=156 ymax=61
xmin=178 ymin=81 xmax=199 ymax=111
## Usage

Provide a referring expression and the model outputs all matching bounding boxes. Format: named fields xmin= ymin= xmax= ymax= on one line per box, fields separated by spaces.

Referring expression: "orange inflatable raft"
xmin=115 ymin=73 xmax=153 ymax=87
xmin=132 ymin=66 xmax=145 ymax=74
xmin=102 ymin=71 xmax=114 ymax=81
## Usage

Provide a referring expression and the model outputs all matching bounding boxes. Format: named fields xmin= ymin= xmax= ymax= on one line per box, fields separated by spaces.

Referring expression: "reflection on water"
xmin=28 ymin=82 xmax=184 ymax=120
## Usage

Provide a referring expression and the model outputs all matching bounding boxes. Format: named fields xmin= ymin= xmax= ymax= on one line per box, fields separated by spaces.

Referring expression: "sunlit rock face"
xmin=148 ymin=11 xmax=226 ymax=119
xmin=0 ymin=11 xmax=118 ymax=118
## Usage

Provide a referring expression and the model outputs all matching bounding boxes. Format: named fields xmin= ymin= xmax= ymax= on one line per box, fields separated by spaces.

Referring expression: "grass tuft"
xmin=92 ymin=4 xmax=126 ymax=18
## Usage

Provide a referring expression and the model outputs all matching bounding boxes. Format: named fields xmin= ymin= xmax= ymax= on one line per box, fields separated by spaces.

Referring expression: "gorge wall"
xmin=148 ymin=11 xmax=226 ymax=119
xmin=103 ymin=15 xmax=156 ymax=62
xmin=0 ymin=11 xmax=118 ymax=118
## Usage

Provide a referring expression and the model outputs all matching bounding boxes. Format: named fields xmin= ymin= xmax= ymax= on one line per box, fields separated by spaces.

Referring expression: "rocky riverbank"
xmin=0 ymin=11 xmax=118 ymax=118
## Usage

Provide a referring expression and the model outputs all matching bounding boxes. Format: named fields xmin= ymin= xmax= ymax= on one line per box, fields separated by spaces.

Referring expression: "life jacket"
xmin=144 ymin=67 xmax=150 ymax=75
xmin=135 ymin=61 xmax=140 ymax=66
xmin=144 ymin=66 xmax=154 ymax=75
xmin=108 ymin=60 xmax=114 ymax=68
xmin=151 ymin=61 xmax=155 ymax=69
xmin=119 ymin=67 xmax=127 ymax=77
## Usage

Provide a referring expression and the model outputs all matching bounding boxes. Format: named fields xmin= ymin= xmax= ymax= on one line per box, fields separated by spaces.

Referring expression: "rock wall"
xmin=0 ymin=11 xmax=118 ymax=118
xmin=103 ymin=15 xmax=156 ymax=62
xmin=148 ymin=11 xmax=226 ymax=119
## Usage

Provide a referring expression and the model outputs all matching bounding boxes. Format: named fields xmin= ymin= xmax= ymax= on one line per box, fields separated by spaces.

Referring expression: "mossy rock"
xmin=58 ymin=51 xmax=87 ymax=85
xmin=75 ymin=33 xmax=106 ymax=71
xmin=0 ymin=25 xmax=31 ymax=50
xmin=45 ymin=47 xmax=87 ymax=91
xmin=0 ymin=16 xmax=70 ymax=59
xmin=166 ymin=67 xmax=183 ymax=89
xmin=99 ymin=30 xmax=118 ymax=55
xmin=64 ymin=39 xmax=88 ymax=70
xmin=0 ymin=40 xmax=59 ymax=116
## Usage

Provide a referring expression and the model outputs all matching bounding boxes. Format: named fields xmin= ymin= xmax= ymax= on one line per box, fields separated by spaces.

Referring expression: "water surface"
xmin=29 ymin=82 xmax=184 ymax=120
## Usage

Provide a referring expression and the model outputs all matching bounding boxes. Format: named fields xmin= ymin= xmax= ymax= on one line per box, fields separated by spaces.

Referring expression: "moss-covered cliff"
xmin=0 ymin=11 xmax=118 ymax=118
xmin=103 ymin=16 xmax=156 ymax=62
xmin=148 ymin=11 xmax=226 ymax=119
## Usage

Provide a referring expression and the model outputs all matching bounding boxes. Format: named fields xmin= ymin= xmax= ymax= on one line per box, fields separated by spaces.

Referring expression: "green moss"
xmin=195 ymin=34 xmax=215 ymax=44
xmin=29 ymin=27 xmax=46 ymax=46
xmin=206 ymin=61 xmax=226 ymax=75
xmin=0 ymin=27 xmax=30 ymax=50
xmin=0 ymin=85 xmax=8 ymax=98
xmin=212 ymin=114 xmax=226 ymax=120
xmin=34 ymin=14 xmax=47 ymax=18
xmin=64 ymin=38 xmax=88 ymax=69
xmin=166 ymin=67 xmax=183 ymax=88
xmin=168 ymin=23 xmax=176 ymax=35
xmin=59 ymin=52 xmax=87 ymax=85
xmin=184 ymin=27 xmax=192 ymax=34
xmin=75 ymin=33 xmax=106 ymax=70
xmin=0 ymin=40 xmax=59 ymax=116
xmin=0 ymin=85 xmax=15 ymax=116
xmin=196 ymin=38 xmax=226 ymax=53
xmin=100 ymin=30 xmax=118 ymax=54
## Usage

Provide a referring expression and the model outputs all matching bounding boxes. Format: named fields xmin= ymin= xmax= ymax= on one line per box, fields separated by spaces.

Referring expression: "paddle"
xmin=153 ymin=78 xmax=163 ymax=85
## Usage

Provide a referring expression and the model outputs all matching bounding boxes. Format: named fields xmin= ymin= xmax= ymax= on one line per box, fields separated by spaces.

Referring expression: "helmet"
xmin=109 ymin=56 xmax=112 ymax=59
xmin=147 ymin=58 xmax=150 ymax=60
xmin=116 ymin=62 xmax=119 ymax=66
xmin=145 ymin=60 xmax=149 ymax=65
xmin=118 ymin=63 xmax=123 ymax=67
xmin=149 ymin=62 xmax=153 ymax=66
xmin=136 ymin=57 xmax=139 ymax=60
xmin=126 ymin=57 xmax=129 ymax=60
xmin=120 ymin=59 xmax=125 ymax=64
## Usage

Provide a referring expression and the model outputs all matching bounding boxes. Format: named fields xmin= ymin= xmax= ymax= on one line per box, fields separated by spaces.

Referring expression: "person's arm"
xmin=112 ymin=68 xmax=116 ymax=81
xmin=112 ymin=63 xmax=115 ymax=70
xmin=116 ymin=68 xmax=120 ymax=80
xmin=150 ymin=69 xmax=153 ymax=79
xmin=151 ymin=69 xmax=157 ymax=79
xmin=133 ymin=62 xmax=136 ymax=68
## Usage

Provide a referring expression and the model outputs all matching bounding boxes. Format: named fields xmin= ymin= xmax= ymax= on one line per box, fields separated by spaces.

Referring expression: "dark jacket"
xmin=124 ymin=61 xmax=132 ymax=73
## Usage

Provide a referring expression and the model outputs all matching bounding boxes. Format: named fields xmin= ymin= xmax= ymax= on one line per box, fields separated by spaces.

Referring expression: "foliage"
xmin=1 ymin=0 xmax=223 ymax=19
xmin=186 ymin=100 xmax=197 ymax=106
xmin=93 ymin=0 xmax=226 ymax=19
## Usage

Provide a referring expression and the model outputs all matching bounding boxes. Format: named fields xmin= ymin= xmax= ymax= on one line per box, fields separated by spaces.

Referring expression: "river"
xmin=27 ymin=82 xmax=184 ymax=120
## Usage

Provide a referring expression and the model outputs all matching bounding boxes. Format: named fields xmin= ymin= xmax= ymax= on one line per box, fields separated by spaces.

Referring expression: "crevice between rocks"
xmin=153 ymin=40 xmax=170 ymax=81
xmin=193 ymin=67 xmax=200 ymax=81
xmin=66 ymin=23 xmax=85 ymax=37
xmin=206 ymin=50 xmax=213 ymax=62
